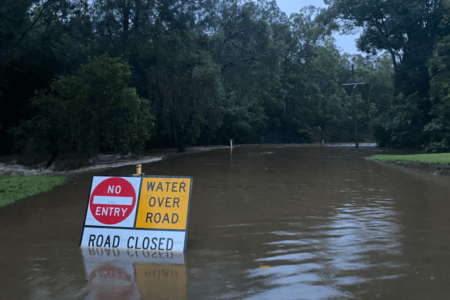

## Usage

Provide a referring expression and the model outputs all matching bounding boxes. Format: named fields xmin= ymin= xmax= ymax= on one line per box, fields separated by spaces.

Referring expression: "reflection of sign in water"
xmin=80 ymin=175 xmax=193 ymax=251
xmin=135 ymin=264 xmax=187 ymax=300
xmin=81 ymin=247 xmax=186 ymax=300
xmin=88 ymin=263 xmax=134 ymax=300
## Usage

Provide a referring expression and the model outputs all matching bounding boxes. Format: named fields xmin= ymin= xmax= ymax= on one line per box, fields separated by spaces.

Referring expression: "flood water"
xmin=1 ymin=145 xmax=450 ymax=300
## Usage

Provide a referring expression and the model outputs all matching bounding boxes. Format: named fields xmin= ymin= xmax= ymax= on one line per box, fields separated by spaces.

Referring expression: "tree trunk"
xmin=177 ymin=136 xmax=186 ymax=153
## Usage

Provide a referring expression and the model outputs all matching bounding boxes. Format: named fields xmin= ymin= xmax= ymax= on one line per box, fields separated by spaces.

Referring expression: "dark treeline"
xmin=0 ymin=0 xmax=449 ymax=157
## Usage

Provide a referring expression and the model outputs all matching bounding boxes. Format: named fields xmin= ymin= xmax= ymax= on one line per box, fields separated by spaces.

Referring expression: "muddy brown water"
xmin=1 ymin=145 xmax=450 ymax=300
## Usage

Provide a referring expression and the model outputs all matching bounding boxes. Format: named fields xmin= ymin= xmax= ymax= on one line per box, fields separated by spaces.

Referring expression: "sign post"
xmin=80 ymin=175 xmax=192 ymax=252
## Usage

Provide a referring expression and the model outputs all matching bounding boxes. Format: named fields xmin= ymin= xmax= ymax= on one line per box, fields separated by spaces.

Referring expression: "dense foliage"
xmin=325 ymin=0 xmax=450 ymax=150
xmin=8 ymin=54 xmax=154 ymax=156
xmin=1 ymin=0 xmax=449 ymax=156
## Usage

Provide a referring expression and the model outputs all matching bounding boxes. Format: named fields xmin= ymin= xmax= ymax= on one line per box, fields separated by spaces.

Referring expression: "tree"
xmin=204 ymin=0 xmax=286 ymax=142
xmin=145 ymin=31 xmax=224 ymax=152
xmin=277 ymin=6 xmax=352 ymax=142
xmin=325 ymin=0 xmax=450 ymax=146
xmin=9 ymin=54 xmax=154 ymax=157
xmin=4 ymin=0 xmax=427 ymax=155
xmin=0 ymin=0 xmax=98 ymax=154
xmin=372 ymin=92 xmax=425 ymax=147
xmin=423 ymin=34 xmax=450 ymax=150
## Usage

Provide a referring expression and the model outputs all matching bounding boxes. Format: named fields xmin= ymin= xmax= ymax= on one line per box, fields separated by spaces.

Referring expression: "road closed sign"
xmin=80 ymin=175 xmax=193 ymax=252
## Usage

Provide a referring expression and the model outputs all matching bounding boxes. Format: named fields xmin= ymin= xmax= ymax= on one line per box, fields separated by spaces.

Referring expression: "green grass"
xmin=0 ymin=174 xmax=67 ymax=208
xmin=367 ymin=153 xmax=450 ymax=165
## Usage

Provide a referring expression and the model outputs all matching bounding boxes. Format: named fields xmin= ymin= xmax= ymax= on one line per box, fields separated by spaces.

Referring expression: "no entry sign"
xmin=83 ymin=176 xmax=141 ymax=228
xmin=80 ymin=175 xmax=192 ymax=252
xmin=89 ymin=177 xmax=136 ymax=225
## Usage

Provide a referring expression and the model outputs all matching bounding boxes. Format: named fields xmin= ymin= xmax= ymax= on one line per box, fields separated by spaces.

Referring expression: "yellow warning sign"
xmin=136 ymin=177 xmax=192 ymax=230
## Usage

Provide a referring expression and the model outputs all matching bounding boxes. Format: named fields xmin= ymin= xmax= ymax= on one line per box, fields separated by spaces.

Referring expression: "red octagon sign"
xmin=89 ymin=177 xmax=136 ymax=225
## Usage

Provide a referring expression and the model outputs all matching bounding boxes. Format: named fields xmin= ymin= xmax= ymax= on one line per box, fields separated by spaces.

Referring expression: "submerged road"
xmin=1 ymin=145 xmax=450 ymax=299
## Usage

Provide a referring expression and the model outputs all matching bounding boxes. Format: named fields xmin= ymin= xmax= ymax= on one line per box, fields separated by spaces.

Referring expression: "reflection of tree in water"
xmin=238 ymin=195 xmax=403 ymax=300
xmin=321 ymin=197 xmax=403 ymax=283
xmin=26 ymin=247 xmax=93 ymax=300
xmin=230 ymin=156 xmax=404 ymax=300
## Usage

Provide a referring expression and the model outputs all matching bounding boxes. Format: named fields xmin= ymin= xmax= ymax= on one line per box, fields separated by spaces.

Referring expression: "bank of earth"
xmin=367 ymin=153 xmax=450 ymax=177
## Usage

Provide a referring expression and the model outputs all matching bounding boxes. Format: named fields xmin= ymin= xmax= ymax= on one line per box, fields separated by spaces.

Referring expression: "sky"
xmin=276 ymin=0 xmax=361 ymax=55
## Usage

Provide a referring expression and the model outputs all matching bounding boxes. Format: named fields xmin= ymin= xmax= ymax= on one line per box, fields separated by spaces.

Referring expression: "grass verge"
xmin=367 ymin=153 xmax=450 ymax=165
xmin=0 ymin=174 xmax=67 ymax=208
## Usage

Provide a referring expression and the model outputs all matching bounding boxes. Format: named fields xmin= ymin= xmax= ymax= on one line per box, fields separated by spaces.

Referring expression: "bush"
xmin=371 ymin=93 xmax=425 ymax=147
xmin=370 ymin=114 xmax=391 ymax=147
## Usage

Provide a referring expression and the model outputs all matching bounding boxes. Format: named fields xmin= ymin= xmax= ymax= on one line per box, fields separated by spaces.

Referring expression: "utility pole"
xmin=342 ymin=67 xmax=364 ymax=149
xmin=352 ymin=64 xmax=359 ymax=149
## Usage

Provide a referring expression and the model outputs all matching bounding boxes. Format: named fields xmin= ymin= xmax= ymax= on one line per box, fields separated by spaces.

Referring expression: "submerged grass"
xmin=368 ymin=153 xmax=450 ymax=165
xmin=0 ymin=174 xmax=67 ymax=208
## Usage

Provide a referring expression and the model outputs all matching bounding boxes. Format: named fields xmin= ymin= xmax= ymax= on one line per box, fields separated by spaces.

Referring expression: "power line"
xmin=409 ymin=11 xmax=448 ymax=39
xmin=350 ymin=1 xmax=428 ymax=52
xmin=351 ymin=2 xmax=447 ymax=61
